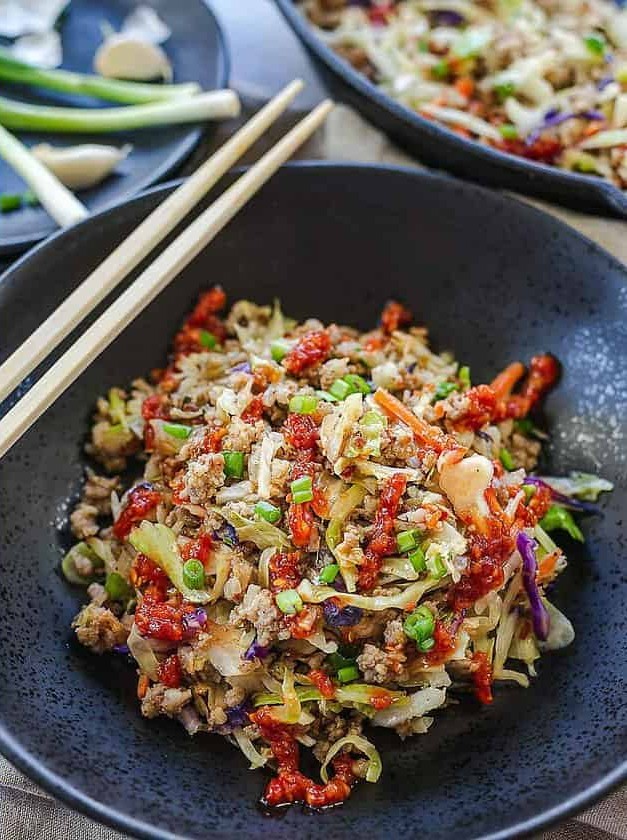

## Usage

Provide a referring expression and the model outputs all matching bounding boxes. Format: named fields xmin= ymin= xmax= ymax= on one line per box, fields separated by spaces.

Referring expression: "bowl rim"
xmin=0 ymin=0 xmax=231 ymax=257
xmin=274 ymin=0 xmax=627 ymax=218
xmin=0 ymin=162 xmax=625 ymax=840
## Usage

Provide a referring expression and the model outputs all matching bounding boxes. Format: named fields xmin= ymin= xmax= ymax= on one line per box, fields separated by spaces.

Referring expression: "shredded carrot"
xmin=538 ymin=550 xmax=559 ymax=581
xmin=490 ymin=362 xmax=525 ymax=399
xmin=455 ymin=77 xmax=475 ymax=98
xmin=137 ymin=674 xmax=149 ymax=700
xmin=373 ymin=388 xmax=447 ymax=452
xmin=583 ymin=123 xmax=602 ymax=138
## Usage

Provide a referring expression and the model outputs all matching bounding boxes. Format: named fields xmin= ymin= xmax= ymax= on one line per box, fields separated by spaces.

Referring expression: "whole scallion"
xmin=0 ymin=90 xmax=240 ymax=134
xmin=0 ymin=47 xmax=201 ymax=105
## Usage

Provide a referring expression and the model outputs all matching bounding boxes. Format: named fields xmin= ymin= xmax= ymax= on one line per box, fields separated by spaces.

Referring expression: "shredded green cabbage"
xmin=218 ymin=508 xmax=291 ymax=550
xmin=298 ymin=577 xmax=440 ymax=611
xmin=127 ymin=623 xmax=159 ymax=680
xmin=129 ymin=522 xmax=210 ymax=603
xmin=233 ymin=728 xmax=267 ymax=769
xmin=320 ymin=734 xmax=382 ymax=783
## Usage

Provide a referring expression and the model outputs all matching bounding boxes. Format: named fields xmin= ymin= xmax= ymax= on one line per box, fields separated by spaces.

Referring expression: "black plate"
xmin=0 ymin=0 xmax=229 ymax=255
xmin=275 ymin=0 xmax=627 ymax=218
xmin=0 ymin=165 xmax=625 ymax=840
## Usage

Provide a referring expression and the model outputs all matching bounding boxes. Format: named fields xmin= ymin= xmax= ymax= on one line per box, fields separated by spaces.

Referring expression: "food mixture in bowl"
xmin=300 ymin=0 xmax=627 ymax=188
xmin=65 ymin=288 xmax=611 ymax=808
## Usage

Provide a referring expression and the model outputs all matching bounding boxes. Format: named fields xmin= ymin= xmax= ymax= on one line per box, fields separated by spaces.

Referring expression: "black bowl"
xmin=275 ymin=0 xmax=627 ymax=219
xmin=0 ymin=164 xmax=625 ymax=840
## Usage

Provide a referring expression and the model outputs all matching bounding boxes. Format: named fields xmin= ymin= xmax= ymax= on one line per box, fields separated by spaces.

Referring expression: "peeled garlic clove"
xmin=93 ymin=34 xmax=173 ymax=82
xmin=31 ymin=143 xmax=132 ymax=190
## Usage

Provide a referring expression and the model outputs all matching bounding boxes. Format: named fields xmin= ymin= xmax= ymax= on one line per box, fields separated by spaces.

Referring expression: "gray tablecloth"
xmin=0 ymin=0 xmax=624 ymax=837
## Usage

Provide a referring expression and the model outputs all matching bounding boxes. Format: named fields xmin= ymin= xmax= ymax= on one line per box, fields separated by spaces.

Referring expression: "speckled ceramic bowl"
xmin=0 ymin=165 xmax=625 ymax=840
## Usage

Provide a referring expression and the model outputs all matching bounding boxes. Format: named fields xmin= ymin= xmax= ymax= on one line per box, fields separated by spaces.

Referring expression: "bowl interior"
xmin=0 ymin=165 xmax=625 ymax=840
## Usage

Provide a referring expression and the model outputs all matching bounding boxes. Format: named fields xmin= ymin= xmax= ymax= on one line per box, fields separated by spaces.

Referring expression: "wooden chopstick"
xmin=0 ymin=98 xmax=334 ymax=460
xmin=0 ymin=78 xmax=304 ymax=405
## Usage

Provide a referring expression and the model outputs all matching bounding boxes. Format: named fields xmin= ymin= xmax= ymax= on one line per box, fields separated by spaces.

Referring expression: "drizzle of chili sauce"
xmin=250 ymin=708 xmax=355 ymax=809
xmin=496 ymin=354 xmax=560 ymax=420
xmin=285 ymin=454 xmax=318 ymax=549
xmin=269 ymin=551 xmax=302 ymax=592
xmin=448 ymin=384 xmax=497 ymax=432
xmin=497 ymin=136 xmax=562 ymax=164
xmin=158 ymin=654 xmax=182 ymax=688
xmin=370 ymin=689 xmax=394 ymax=711
xmin=308 ymin=668 xmax=336 ymax=700
xmin=514 ymin=482 xmax=552 ymax=528
xmin=284 ymin=413 xmax=319 ymax=450
xmin=200 ymin=426 xmax=227 ymax=453
xmin=470 ymin=651 xmax=493 ymax=705
xmin=141 ymin=394 xmax=170 ymax=450
xmin=425 ymin=621 xmax=458 ymax=666
xmin=134 ymin=592 xmax=190 ymax=642
xmin=180 ymin=532 xmax=213 ymax=566
xmin=287 ymin=604 xmax=321 ymax=640
xmin=130 ymin=553 xmax=170 ymax=593
xmin=185 ymin=286 xmax=227 ymax=339
xmin=113 ymin=484 xmax=162 ymax=540
xmin=368 ymin=2 xmax=395 ymax=25
xmin=283 ymin=330 xmax=332 ymax=375
xmin=380 ymin=300 xmax=412 ymax=334
xmin=241 ymin=395 xmax=264 ymax=424
xmin=358 ymin=473 xmax=407 ymax=591
xmin=448 ymin=518 xmax=512 ymax=612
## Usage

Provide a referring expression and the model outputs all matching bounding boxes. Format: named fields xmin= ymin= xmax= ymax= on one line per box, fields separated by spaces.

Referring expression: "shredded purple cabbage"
xmin=431 ymin=9 xmax=465 ymax=25
xmin=516 ymin=532 xmax=550 ymax=641
xmin=524 ymin=476 xmax=601 ymax=515
xmin=527 ymin=109 xmax=605 ymax=145
xmin=231 ymin=362 xmax=252 ymax=374
xmin=225 ymin=701 xmax=251 ymax=729
xmin=183 ymin=607 xmax=208 ymax=636
xmin=323 ymin=600 xmax=363 ymax=627
xmin=244 ymin=640 xmax=271 ymax=661
xmin=113 ymin=644 xmax=130 ymax=655
xmin=597 ymin=76 xmax=615 ymax=90
xmin=214 ymin=523 xmax=238 ymax=547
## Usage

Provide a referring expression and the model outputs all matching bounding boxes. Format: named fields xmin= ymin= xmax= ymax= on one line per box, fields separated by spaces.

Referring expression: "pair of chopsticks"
xmin=0 ymin=80 xmax=333 ymax=460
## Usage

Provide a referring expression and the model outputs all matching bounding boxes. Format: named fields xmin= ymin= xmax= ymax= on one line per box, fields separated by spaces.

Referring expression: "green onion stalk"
xmin=0 ymin=124 xmax=87 ymax=226
xmin=0 ymin=89 xmax=240 ymax=133
xmin=0 ymin=48 xmax=201 ymax=105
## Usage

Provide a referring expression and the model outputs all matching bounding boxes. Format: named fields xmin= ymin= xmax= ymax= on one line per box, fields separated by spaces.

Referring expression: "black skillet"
xmin=0 ymin=164 xmax=625 ymax=839
xmin=275 ymin=0 xmax=627 ymax=218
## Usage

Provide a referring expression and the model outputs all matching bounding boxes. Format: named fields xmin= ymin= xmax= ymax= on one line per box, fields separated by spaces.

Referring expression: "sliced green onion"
xmin=494 ymin=81 xmax=516 ymax=102
xmin=199 ymin=330 xmax=217 ymax=349
xmin=162 ymin=422 xmax=192 ymax=440
xmin=361 ymin=410 xmax=387 ymax=428
xmin=0 ymin=90 xmax=240 ymax=134
xmin=22 ymin=188 xmax=38 ymax=207
xmin=289 ymin=394 xmax=318 ymax=414
xmin=337 ymin=664 xmax=360 ymax=684
xmin=418 ymin=637 xmax=435 ymax=652
xmin=105 ymin=571 xmax=132 ymax=601
xmin=458 ymin=365 xmax=471 ymax=389
xmin=316 ymin=389 xmax=339 ymax=402
xmin=329 ymin=378 xmax=353 ymax=401
xmin=432 ymin=59 xmax=450 ymax=80
xmin=270 ymin=338 xmax=291 ymax=362
xmin=290 ymin=475 xmax=313 ymax=504
xmin=426 ymin=552 xmax=447 ymax=579
xmin=515 ymin=418 xmax=535 ymax=435
xmin=343 ymin=374 xmax=371 ymax=394
xmin=319 ymin=563 xmax=340 ymax=584
xmin=276 ymin=588 xmax=303 ymax=615
xmin=0 ymin=47 xmax=201 ymax=105
xmin=522 ymin=484 xmax=536 ymax=501
xmin=0 ymin=193 xmax=21 ymax=212
xmin=584 ymin=33 xmax=606 ymax=56
xmin=182 ymin=559 xmax=205 ymax=590
xmin=539 ymin=505 xmax=584 ymax=542
xmin=433 ymin=381 xmax=458 ymax=402
xmin=403 ymin=605 xmax=435 ymax=644
xmin=223 ymin=451 xmax=245 ymax=479
xmin=255 ymin=500 xmax=281 ymax=524
xmin=327 ymin=651 xmax=357 ymax=672
xmin=396 ymin=529 xmax=419 ymax=553
xmin=499 ymin=123 xmax=519 ymax=140
xmin=408 ymin=546 xmax=427 ymax=573
xmin=499 ymin=447 xmax=515 ymax=471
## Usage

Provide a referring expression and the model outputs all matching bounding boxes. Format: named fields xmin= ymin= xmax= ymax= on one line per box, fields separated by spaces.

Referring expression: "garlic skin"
xmin=6 ymin=29 xmax=62 ymax=68
xmin=31 ymin=143 xmax=132 ymax=190
xmin=121 ymin=5 xmax=171 ymax=44
xmin=93 ymin=35 xmax=173 ymax=82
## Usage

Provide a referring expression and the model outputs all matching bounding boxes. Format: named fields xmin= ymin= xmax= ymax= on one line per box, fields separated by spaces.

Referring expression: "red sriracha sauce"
xmin=113 ymin=484 xmax=161 ymax=540
xmin=158 ymin=654 xmax=182 ymax=688
xmin=269 ymin=551 xmax=302 ymax=592
xmin=284 ymin=413 xmax=319 ymax=450
xmin=240 ymin=395 xmax=264 ymax=424
xmin=470 ymin=651 xmax=493 ymax=705
xmin=134 ymin=593 xmax=187 ymax=642
xmin=250 ymin=708 xmax=355 ymax=809
xmin=448 ymin=518 xmax=514 ymax=611
xmin=283 ymin=330 xmax=332 ymax=375
xmin=358 ymin=473 xmax=407 ymax=591
xmin=180 ymin=532 xmax=213 ymax=567
xmin=425 ymin=621 xmax=458 ymax=666
xmin=308 ymin=668 xmax=336 ymax=700
xmin=380 ymin=300 xmax=412 ymax=334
